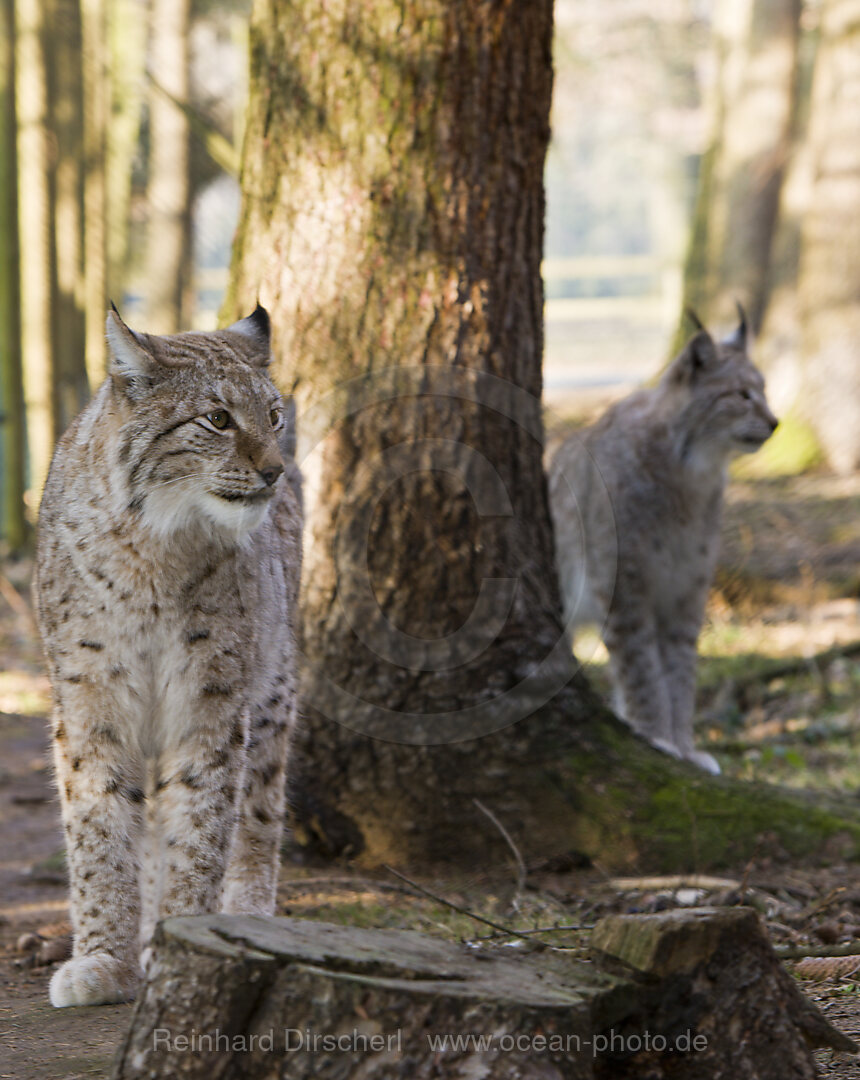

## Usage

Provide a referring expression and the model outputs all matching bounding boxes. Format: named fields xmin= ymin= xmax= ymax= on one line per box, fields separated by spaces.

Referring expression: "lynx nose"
xmin=259 ymin=464 xmax=283 ymax=487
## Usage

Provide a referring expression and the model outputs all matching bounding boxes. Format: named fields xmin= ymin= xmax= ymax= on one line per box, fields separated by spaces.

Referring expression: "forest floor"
xmin=2 ymin=468 xmax=860 ymax=1078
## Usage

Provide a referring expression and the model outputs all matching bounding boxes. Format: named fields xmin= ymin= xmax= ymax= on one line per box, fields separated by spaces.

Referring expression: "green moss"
xmin=554 ymin=708 xmax=860 ymax=872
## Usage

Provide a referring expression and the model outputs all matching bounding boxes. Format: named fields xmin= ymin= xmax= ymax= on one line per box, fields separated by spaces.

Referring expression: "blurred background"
xmin=0 ymin=0 xmax=859 ymax=785
xmin=0 ymin=0 xmax=846 ymax=528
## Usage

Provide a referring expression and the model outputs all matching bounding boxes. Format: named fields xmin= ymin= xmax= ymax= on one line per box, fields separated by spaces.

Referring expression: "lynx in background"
xmin=34 ymin=305 xmax=302 ymax=1007
xmin=549 ymin=310 xmax=777 ymax=774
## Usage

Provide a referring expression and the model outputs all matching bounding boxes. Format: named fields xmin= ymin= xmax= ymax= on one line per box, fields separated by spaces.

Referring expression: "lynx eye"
xmin=207 ymin=410 xmax=232 ymax=430
xmin=270 ymin=408 xmax=281 ymax=427
xmin=739 ymin=390 xmax=752 ymax=401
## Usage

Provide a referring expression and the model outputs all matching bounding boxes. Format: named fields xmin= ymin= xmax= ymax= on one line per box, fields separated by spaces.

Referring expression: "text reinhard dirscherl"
xmin=151 ymin=1027 xmax=709 ymax=1057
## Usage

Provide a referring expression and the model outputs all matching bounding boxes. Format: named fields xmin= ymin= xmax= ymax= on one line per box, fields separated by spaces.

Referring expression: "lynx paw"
xmin=49 ymin=952 xmax=138 ymax=1008
xmin=685 ymin=749 xmax=721 ymax=776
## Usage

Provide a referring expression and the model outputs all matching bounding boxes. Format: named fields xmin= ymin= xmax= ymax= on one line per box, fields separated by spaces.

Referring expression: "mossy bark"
xmin=226 ymin=0 xmax=860 ymax=873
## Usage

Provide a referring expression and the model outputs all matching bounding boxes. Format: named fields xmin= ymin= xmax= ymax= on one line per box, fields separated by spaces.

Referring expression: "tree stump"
xmin=113 ymin=908 xmax=854 ymax=1079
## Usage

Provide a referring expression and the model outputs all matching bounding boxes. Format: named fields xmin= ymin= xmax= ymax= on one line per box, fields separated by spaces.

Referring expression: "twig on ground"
xmin=383 ymin=865 xmax=548 ymax=950
xmin=469 ymin=922 xmax=591 ymax=942
xmin=279 ymin=876 xmax=419 ymax=899
xmin=609 ymin=875 xmax=740 ymax=892
xmin=776 ymin=941 xmax=860 ymax=960
xmin=727 ymin=640 xmax=860 ymax=702
xmin=473 ymin=798 xmax=527 ymax=899
xmin=802 ymin=886 xmax=846 ymax=924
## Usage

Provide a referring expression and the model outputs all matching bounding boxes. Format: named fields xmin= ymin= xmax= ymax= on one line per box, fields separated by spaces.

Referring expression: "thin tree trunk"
xmin=48 ymin=0 xmax=90 ymax=429
xmin=81 ymin=0 xmax=107 ymax=386
xmin=0 ymin=0 xmax=26 ymax=550
xmin=673 ymin=0 xmax=801 ymax=351
xmin=106 ymin=0 xmax=146 ymax=303
xmin=795 ymin=0 xmax=860 ymax=473
xmin=145 ymin=0 xmax=191 ymax=333
xmin=226 ymin=0 xmax=860 ymax=871
xmin=16 ymin=0 xmax=58 ymax=498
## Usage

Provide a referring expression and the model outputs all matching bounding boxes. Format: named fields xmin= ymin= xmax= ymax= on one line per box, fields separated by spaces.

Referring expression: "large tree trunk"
xmin=226 ymin=0 xmax=860 ymax=871
xmin=227 ymin=0 xmax=568 ymax=866
xmin=794 ymin=0 xmax=860 ymax=472
xmin=0 ymin=0 xmax=26 ymax=550
xmin=673 ymin=0 xmax=801 ymax=351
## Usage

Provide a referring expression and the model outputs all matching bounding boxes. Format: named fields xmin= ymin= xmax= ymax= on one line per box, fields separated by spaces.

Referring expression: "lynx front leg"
xmin=222 ymin=688 xmax=292 ymax=916
xmin=660 ymin=631 xmax=720 ymax=775
xmin=604 ymin=614 xmax=676 ymax=756
xmin=153 ymin=714 xmax=247 ymax=924
xmin=49 ymin=702 xmax=144 ymax=1008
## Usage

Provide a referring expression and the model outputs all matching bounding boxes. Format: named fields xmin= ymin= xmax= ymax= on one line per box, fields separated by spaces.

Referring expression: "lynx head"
xmin=662 ymin=305 xmax=778 ymax=462
xmin=106 ymin=305 xmax=293 ymax=540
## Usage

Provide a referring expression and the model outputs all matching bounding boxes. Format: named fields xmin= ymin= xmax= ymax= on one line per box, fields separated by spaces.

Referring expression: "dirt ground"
xmin=2 ymin=469 xmax=860 ymax=1078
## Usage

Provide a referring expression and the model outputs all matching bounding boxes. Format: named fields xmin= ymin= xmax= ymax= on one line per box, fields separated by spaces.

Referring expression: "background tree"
xmin=106 ymin=0 xmax=146 ymax=308
xmin=0 ymin=0 xmax=25 ymax=550
xmin=794 ymin=0 xmax=860 ymax=473
xmin=226 ymin=0 xmax=860 ymax=870
xmin=16 ymin=0 xmax=57 ymax=496
xmin=48 ymin=0 xmax=90 ymax=429
xmin=145 ymin=0 xmax=192 ymax=333
xmin=673 ymin=0 xmax=801 ymax=351
xmin=82 ymin=0 xmax=108 ymax=385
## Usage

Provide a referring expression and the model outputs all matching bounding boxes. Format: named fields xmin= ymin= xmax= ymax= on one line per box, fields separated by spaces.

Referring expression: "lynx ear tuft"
xmin=722 ymin=300 xmax=748 ymax=350
xmin=225 ymin=304 xmax=271 ymax=365
xmin=670 ymin=329 xmax=720 ymax=384
xmin=106 ymin=309 xmax=160 ymax=399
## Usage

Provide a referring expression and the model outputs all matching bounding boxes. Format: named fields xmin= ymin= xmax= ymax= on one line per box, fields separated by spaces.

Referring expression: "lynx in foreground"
xmin=549 ymin=311 xmax=777 ymax=774
xmin=34 ymin=306 xmax=302 ymax=1007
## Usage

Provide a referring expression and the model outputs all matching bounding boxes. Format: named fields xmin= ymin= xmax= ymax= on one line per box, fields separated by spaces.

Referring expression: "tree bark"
xmin=47 ymin=0 xmax=90 ymax=429
xmin=81 ymin=0 xmax=108 ymax=386
xmin=145 ymin=0 xmax=191 ymax=333
xmin=0 ymin=0 xmax=26 ymax=550
xmin=113 ymin=910 xmax=853 ymax=1079
xmin=106 ymin=0 xmax=146 ymax=302
xmin=222 ymin=0 xmax=860 ymax=873
xmin=227 ymin=0 xmax=571 ymax=866
xmin=673 ymin=0 xmax=801 ymax=351
xmin=795 ymin=0 xmax=860 ymax=472
xmin=16 ymin=0 xmax=58 ymax=497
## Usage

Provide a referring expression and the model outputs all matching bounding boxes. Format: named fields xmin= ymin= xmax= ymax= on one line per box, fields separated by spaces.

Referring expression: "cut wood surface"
xmin=114 ymin=907 xmax=855 ymax=1079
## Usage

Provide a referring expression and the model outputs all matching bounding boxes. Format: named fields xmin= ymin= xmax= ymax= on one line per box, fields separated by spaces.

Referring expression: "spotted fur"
xmin=33 ymin=307 xmax=302 ymax=1007
xmin=549 ymin=314 xmax=777 ymax=774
